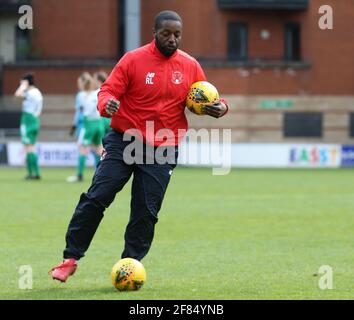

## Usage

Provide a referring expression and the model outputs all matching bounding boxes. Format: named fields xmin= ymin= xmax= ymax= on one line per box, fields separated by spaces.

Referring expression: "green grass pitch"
xmin=0 ymin=167 xmax=353 ymax=300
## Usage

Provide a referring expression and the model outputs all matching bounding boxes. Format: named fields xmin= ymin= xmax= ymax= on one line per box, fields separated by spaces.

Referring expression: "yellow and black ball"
xmin=111 ymin=258 xmax=146 ymax=291
xmin=186 ymin=81 xmax=219 ymax=115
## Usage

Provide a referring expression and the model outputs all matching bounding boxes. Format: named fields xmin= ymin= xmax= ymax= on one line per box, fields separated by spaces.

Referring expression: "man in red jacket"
xmin=50 ymin=10 xmax=228 ymax=282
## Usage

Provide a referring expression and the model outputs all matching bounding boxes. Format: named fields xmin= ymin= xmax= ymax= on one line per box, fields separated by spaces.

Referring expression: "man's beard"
xmin=155 ymin=37 xmax=177 ymax=57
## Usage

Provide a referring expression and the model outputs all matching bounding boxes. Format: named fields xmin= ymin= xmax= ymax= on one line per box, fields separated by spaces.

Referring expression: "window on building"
xmin=284 ymin=22 xmax=301 ymax=61
xmin=284 ymin=112 xmax=323 ymax=137
xmin=0 ymin=17 xmax=18 ymax=63
xmin=228 ymin=22 xmax=248 ymax=61
xmin=15 ymin=26 xmax=30 ymax=61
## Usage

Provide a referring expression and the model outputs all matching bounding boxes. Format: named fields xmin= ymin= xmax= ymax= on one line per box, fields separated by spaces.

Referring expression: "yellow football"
xmin=186 ymin=81 xmax=220 ymax=115
xmin=111 ymin=258 xmax=146 ymax=291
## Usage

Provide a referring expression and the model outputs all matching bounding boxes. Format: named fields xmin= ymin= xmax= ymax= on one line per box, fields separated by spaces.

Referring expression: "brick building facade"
xmin=1 ymin=0 xmax=353 ymax=94
xmin=0 ymin=0 xmax=354 ymax=142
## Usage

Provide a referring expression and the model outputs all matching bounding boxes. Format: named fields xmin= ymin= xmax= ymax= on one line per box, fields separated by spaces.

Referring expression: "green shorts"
xmin=20 ymin=112 xmax=40 ymax=145
xmin=79 ymin=118 xmax=105 ymax=146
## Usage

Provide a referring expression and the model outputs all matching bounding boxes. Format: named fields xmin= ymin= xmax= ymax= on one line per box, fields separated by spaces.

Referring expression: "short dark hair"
xmin=94 ymin=71 xmax=108 ymax=84
xmin=22 ymin=73 xmax=34 ymax=86
xmin=154 ymin=10 xmax=182 ymax=31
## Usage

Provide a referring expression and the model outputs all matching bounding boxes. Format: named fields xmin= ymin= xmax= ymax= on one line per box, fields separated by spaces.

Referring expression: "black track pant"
xmin=63 ymin=130 xmax=177 ymax=261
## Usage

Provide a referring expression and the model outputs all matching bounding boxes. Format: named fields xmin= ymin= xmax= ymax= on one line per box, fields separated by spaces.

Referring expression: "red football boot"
xmin=49 ymin=259 xmax=77 ymax=282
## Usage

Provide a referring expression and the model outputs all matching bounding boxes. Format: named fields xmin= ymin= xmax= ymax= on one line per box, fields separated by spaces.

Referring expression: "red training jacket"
xmin=98 ymin=40 xmax=226 ymax=146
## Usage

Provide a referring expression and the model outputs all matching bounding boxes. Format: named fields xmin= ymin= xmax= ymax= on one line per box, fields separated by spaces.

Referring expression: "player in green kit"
xmin=14 ymin=74 xmax=43 ymax=180
xmin=67 ymin=74 xmax=104 ymax=182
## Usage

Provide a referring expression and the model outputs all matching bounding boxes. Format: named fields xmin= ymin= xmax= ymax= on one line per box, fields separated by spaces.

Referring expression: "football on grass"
xmin=111 ymin=258 xmax=146 ymax=291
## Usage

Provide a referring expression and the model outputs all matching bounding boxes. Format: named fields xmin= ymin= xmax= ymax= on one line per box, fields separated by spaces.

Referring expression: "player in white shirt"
xmin=14 ymin=74 xmax=43 ymax=180
xmin=67 ymin=74 xmax=104 ymax=182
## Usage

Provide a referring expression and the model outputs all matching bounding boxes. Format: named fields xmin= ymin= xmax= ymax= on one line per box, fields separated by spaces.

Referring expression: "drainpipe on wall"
xmin=124 ymin=0 xmax=141 ymax=52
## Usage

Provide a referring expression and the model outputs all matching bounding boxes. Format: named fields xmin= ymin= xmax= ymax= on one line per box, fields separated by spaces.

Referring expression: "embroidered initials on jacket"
xmin=146 ymin=72 xmax=155 ymax=85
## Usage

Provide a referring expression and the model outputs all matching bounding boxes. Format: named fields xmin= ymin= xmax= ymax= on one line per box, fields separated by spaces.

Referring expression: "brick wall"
xmin=31 ymin=0 xmax=119 ymax=59
xmin=2 ymin=0 xmax=354 ymax=95
xmin=141 ymin=0 xmax=302 ymax=58
xmin=141 ymin=0 xmax=354 ymax=95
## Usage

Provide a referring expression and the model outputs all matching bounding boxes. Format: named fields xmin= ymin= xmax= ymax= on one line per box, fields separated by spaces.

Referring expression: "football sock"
xmin=32 ymin=153 xmax=40 ymax=177
xmin=78 ymin=154 xmax=87 ymax=177
xmin=26 ymin=153 xmax=33 ymax=176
